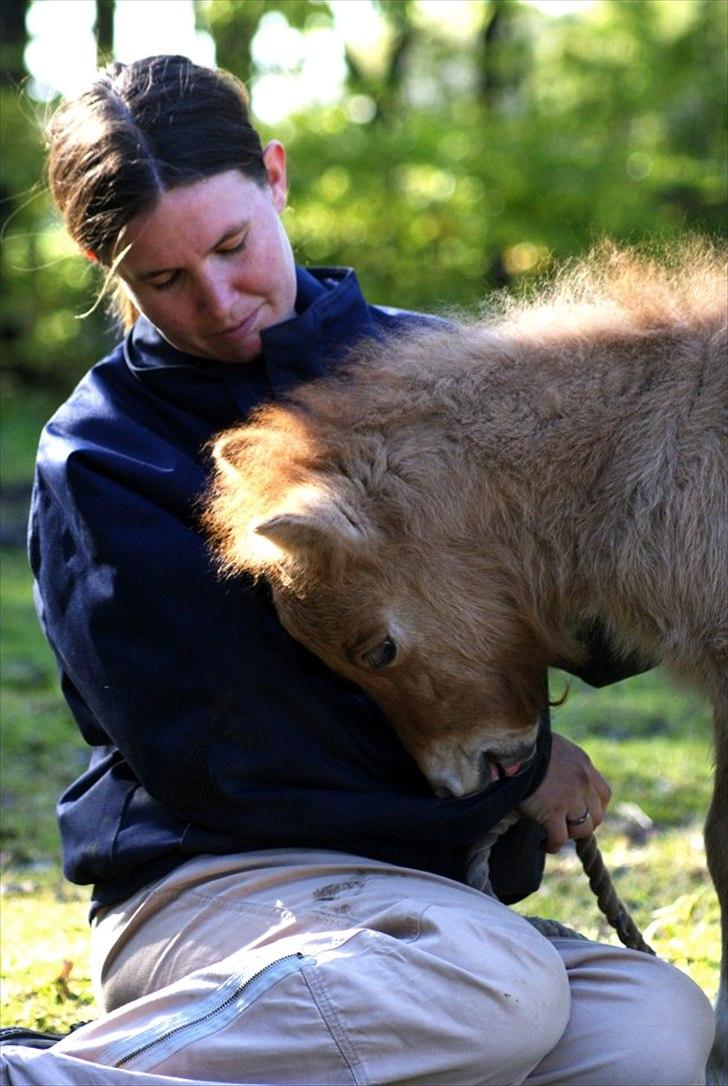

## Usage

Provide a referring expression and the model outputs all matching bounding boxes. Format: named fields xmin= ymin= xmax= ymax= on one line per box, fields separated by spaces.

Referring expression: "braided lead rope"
xmin=573 ymin=834 xmax=656 ymax=955
xmin=466 ymin=810 xmax=520 ymax=898
xmin=466 ymin=813 xmax=656 ymax=956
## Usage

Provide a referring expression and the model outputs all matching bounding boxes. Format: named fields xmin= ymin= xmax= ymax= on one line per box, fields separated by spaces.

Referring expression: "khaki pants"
xmin=1 ymin=850 xmax=714 ymax=1085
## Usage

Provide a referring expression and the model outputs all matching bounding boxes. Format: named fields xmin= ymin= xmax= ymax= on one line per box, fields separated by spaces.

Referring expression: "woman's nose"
xmin=197 ymin=270 xmax=237 ymax=320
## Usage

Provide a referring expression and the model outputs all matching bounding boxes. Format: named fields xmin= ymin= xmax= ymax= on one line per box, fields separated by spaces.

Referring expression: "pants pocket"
xmin=97 ymin=951 xmax=315 ymax=1073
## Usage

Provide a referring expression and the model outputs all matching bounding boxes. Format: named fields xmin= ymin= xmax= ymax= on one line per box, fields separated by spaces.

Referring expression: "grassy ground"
xmin=511 ymin=682 xmax=719 ymax=1001
xmin=1 ymin=549 xmax=97 ymax=1030
xmin=0 ymin=469 xmax=720 ymax=1029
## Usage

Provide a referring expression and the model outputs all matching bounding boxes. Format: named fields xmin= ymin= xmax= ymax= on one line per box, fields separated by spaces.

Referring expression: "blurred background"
xmin=0 ymin=0 xmax=726 ymax=1030
xmin=1 ymin=0 xmax=726 ymax=409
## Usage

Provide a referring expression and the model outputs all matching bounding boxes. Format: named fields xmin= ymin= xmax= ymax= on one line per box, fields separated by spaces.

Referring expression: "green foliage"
xmin=0 ymin=86 xmax=114 ymax=397
xmin=1 ymin=0 xmax=725 ymax=399
xmin=0 ymin=388 xmax=58 ymax=486
xmin=274 ymin=0 xmax=726 ymax=313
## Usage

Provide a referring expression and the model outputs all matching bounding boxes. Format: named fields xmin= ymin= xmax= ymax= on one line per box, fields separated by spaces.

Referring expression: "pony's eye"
xmin=361 ymin=637 xmax=398 ymax=670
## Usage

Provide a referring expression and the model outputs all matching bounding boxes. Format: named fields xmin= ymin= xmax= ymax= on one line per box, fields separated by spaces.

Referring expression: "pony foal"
xmin=203 ymin=243 xmax=727 ymax=1081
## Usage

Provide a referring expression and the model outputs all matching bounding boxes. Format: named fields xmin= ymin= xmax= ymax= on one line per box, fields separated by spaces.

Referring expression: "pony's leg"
xmin=705 ymin=706 xmax=727 ymax=1086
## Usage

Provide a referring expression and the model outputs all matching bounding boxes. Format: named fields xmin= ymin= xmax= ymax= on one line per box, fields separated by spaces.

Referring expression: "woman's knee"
xmin=420 ymin=905 xmax=572 ymax=1042
xmin=617 ymin=957 xmax=715 ymax=1086
xmin=486 ymin=923 xmax=572 ymax=1066
xmin=313 ymin=912 xmax=572 ymax=1084
xmin=530 ymin=940 xmax=715 ymax=1086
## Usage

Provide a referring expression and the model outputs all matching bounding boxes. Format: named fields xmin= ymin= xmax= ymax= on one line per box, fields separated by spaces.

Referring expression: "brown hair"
xmin=46 ymin=55 xmax=268 ymax=328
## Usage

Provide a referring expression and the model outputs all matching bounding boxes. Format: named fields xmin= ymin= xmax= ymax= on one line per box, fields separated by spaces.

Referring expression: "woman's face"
xmin=118 ymin=143 xmax=297 ymax=364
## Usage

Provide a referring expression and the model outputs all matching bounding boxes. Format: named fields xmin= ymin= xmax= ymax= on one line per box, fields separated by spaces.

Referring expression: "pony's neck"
xmin=455 ymin=327 xmax=671 ymax=651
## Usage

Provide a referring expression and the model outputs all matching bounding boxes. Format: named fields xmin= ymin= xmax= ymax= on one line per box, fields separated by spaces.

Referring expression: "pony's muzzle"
xmin=484 ymin=740 xmax=537 ymax=782
xmin=426 ymin=738 xmax=537 ymax=797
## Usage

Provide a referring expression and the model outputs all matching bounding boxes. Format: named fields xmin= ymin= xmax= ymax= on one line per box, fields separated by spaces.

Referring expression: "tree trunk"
xmin=95 ymin=0 xmax=114 ymax=65
xmin=0 ymin=0 xmax=30 ymax=87
xmin=477 ymin=0 xmax=514 ymax=108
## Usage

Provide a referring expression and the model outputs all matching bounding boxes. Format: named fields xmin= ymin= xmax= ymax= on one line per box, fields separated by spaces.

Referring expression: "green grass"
xmin=1 ymin=552 xmax=90 ymax=862
xmin=512 ymin=667 xmax=718 ymax=999
xmin=1 ymin=876 xmax=97 ymax=1033
xmin=0 ymin=545 xmax=720 ymax=1032
xmin=1 ymin=549 xmax=98 ymax=1029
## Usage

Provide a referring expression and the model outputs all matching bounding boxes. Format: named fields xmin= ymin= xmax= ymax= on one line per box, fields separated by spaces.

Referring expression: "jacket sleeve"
xmin=29 ymin=395 xmax=241 ymax=802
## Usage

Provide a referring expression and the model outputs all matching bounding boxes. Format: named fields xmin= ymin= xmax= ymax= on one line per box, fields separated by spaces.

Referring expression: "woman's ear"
xmin=261 ymin=141 xmax=288 ymax=213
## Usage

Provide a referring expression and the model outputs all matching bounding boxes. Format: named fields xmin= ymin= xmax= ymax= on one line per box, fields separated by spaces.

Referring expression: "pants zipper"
xmin=108 ymin=951 xmax=313 ymax=1070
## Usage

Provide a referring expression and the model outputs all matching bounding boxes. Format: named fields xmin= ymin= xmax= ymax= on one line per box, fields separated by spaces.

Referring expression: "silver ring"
xmin=566 ymin=808 xmax=591 ymax=827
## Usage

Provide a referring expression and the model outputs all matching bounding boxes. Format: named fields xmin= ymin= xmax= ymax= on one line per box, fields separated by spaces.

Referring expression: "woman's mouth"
xmin=214 ymin=305 xmax=263 ymax=341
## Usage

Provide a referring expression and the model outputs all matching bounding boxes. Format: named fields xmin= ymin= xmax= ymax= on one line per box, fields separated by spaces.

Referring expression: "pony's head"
xmin=203 ymin=403 xmax=544 ymax=796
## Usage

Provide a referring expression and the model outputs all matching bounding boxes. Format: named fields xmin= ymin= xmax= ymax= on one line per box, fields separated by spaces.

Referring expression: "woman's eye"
xmin=219 ymin=236 xmax=247 ymax=257
xmin=361 ymin=637 xmax=398 ymax=670
xmin=150 ymin=273 xmax=178 ymax=292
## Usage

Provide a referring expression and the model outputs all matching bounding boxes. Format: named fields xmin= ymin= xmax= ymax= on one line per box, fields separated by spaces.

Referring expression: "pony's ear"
xmin=207 ymin=424 xmax=372 ymax=576
xmin=255 ymin=484 xmax=372 ymax=562
xmin=211 ymin=431 xmax=258 ymax=482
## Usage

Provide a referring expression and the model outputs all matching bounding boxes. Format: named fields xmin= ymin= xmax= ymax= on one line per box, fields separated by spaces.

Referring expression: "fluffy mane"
xmin=202 ymin=239 xmax=726 ymax=581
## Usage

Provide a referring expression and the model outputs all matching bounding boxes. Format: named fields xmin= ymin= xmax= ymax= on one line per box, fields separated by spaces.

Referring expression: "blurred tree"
xmin=200 ymin=0 xmax=332 ymax=87
xmin=1 ymin=0 xmax=30 ymax=226
xmin=0 ymin=0 xmax=113 ymax=400
xmin=376 ymin=0 xmax=417 ymax=118
xmin=0 ymin=0 xmax=29 ymax=87
xmin=95 ymin=0 xmax=114 ymax=65
xmin=1 ymin=0 xmax=34 ymax=383
xmin=478 ymin=0 xmax=529 ymax=109
xmin=277 ymin=0 xmax=726 ymax=310
xmin=339 ymin=1 xmax=420 ymax=122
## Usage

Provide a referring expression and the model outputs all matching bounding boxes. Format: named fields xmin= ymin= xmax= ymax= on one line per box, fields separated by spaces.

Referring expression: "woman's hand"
xmin=518 ymin=732 xmax=611 ymax=852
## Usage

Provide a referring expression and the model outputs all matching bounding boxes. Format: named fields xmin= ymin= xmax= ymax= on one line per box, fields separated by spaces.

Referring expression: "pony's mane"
xmin=489 ymin=236 xmax=725 ymax=339
xmin=289 ymin=237 xmax=726 ymax=424
xmin=203 ymin=239 xmax=726 ymax=578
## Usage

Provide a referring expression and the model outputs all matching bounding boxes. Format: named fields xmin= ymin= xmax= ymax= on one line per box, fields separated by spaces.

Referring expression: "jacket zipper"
xmin=109 ymin=951 xmax=313 ymax=1070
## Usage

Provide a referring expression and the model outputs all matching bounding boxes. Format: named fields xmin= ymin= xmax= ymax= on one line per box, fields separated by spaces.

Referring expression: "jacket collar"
xmin=124 ymin=266 xmax=377 ymax=397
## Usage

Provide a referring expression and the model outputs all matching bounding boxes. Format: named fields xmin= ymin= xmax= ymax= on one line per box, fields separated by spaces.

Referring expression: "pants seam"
xmin=302 ymin=964 xmax=369 ymax=1086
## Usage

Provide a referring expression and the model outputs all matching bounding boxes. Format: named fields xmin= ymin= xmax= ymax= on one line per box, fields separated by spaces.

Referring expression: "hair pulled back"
xmin=46 ymin=55 xmax=267 ymax=325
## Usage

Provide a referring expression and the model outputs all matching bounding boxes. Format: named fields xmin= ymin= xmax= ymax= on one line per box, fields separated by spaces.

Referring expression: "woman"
xmin=1 ymin=55 xmax=713 ymax=1085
